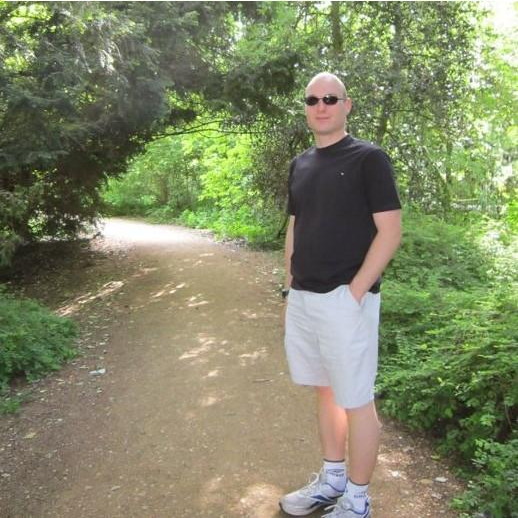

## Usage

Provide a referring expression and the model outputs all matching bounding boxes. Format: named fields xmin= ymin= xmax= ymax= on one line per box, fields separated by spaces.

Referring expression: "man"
xmin=280 ymin=72 xmax=402 ymax=518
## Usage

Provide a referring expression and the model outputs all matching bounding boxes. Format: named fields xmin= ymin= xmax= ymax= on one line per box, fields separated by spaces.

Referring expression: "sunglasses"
xmin=304 ymin=95 xmax=346 ymax=106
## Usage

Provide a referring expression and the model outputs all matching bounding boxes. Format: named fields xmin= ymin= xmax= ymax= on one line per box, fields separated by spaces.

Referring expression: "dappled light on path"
xmin=57 ymin=280 xmax=125 ymax=317
xmin=234 ymin=483 xmax=285 ymax=518
xmin=179 ymin=334 xmax=217 ymax=362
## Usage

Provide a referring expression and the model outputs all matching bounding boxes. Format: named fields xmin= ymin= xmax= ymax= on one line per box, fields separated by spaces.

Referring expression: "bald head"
xmin=304 ymin=72 xmax=352 ymax=147
xmin=305 ymin=72 xmax=347 ymax=98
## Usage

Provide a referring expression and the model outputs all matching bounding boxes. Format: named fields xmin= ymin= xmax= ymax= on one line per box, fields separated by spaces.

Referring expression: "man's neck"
xmin=314 ymin=131 xmax=348 ymax=149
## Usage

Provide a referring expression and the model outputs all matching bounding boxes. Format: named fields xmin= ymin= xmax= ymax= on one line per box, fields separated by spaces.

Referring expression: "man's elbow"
xmin=375 ymin=210 xmax=402 ymax=248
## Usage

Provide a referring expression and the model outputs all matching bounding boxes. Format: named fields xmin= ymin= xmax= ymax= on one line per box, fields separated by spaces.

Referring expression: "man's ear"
xmin=345 ymin=97 xmax=353 ymax=116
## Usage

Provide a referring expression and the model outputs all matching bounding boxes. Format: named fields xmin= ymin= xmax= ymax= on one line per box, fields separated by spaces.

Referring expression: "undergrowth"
xmin=378 ymin=211 xmax=517 ymax=518
xmin=0 ymin=287 xmax=77 ymax=412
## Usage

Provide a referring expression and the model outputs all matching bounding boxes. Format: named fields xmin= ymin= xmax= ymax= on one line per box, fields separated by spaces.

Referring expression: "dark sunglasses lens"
xmin=323 ymin=95 xmax=339 ymax=105
xmin=305 ymin=96 xmax=319 ymax=106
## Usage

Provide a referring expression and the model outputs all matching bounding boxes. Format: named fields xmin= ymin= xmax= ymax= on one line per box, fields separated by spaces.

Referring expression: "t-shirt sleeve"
xmin=287 ymin=158 xmax=297 ymax=215
xmin=361 ymin=148 xmax=401 ymax=213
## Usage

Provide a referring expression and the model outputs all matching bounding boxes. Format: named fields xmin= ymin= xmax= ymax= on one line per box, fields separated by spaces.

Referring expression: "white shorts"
xmin=284 ymin=285 xmax=381 ymax=409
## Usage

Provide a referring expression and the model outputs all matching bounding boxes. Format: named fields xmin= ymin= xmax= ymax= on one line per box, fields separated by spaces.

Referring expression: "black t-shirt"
xmin=287 ymin=135 xmax=401 ymax=293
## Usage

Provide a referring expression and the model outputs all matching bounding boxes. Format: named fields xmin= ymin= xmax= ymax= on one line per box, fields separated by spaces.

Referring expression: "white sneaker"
xmin=279 ymin=470 xmax=344 ymax=516
xmin=322 ymin=495 xmax=372 ymax=518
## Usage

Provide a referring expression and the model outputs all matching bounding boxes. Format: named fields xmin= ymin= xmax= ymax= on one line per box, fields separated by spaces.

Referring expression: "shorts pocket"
xmin=345 ymin=285 xmax=364 ymax=310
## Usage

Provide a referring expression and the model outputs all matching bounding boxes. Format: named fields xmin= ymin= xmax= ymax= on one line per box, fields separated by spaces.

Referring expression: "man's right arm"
xmin=284 ymin=215 xmax=295 ymax=290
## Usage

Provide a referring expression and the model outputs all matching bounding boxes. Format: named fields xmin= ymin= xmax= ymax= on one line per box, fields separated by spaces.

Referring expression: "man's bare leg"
xmin=278 ymin=386 xmax=347 ymax=515
xmin=346 ymin=400 xmax=381 ymax=484
xmin=316 ymin=386 xmax=348 ymax=461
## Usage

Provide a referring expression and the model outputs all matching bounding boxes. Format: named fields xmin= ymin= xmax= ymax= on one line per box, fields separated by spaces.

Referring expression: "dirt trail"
xmin=0 ymin=219 xmax=462 ymax=518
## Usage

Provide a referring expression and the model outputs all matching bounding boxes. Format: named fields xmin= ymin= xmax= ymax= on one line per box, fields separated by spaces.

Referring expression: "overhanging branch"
xmin=152 ymin=119 xmax=268 ymax=140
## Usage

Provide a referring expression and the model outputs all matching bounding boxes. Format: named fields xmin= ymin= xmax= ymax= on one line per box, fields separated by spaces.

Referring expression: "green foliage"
xmin=217 ymin=2 xmax=303 ymax=119
xmin=103 ymin=134 xmax=203 ymax=217
xmin=387 ymin=211 xmax=492 ymax=289
xmin=2 ymin=1 xmax=515 ymax=267
xmin=222 ymin=1 xmax=512 ymax=217
xmin=189 ymin=133 xmax=283 ymax=243
xmin=0 ymin=287 xmax=78 ymax=393
xmin=0 ymin=1 xmax=236 ymax=264
xmin=104 ymin=130 xmax=286 ymax=246
xmin=452 ymin=437 xmax=518 ymax=518
xmin=380 ymin=282 xmax=516 ymax=452
xmin=507 ymin=199 xmax=518 ymax=233
xmin=0 ymin=392 xmax=27 ymax=415
xmin=0 ymin=189 xmax=27 ymax=267
xmin=378 ymin=211 xmax=517 ymax=516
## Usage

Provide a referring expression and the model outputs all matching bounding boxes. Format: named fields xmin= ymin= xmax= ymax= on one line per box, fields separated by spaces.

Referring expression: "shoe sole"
xmin=279 ymin=501 xmax=328 ymax=516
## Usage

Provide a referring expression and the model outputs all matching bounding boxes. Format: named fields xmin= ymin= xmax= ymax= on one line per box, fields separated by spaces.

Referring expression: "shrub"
xmin=452 ymin=437 xmax=518 ymax=518
xmin=379 ymin=283 xmax=516 ymax=458
xmin=378 ymin=211 xmax=517 ymax=516
xmin=0 ymin=287 xmax=78 ymax=393
xmin=387 ymin=210 xmax=492 ymax=289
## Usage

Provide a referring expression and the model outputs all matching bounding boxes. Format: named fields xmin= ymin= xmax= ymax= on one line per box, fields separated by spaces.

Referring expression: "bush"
xmin=180 ymin=203 xmax=282 ymax=246
xmin=387 ymin=211 xmax=492 ymax=289
xmin=379 ymin=283 xmax=516 ymax=456
xmin=378 ymin=211 xmax=517 ymax=516
xmin=0 ymin=287 xmax=78 ymax=394
xmin=452 ymin=437 xmax=518 ymax=518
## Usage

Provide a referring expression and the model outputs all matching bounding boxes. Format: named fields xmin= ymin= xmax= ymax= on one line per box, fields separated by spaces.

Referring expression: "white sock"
xmin=323 ymin=459 xmax=346 ymax=492
xmin=346 ymin=479 xmax=369 ymax=511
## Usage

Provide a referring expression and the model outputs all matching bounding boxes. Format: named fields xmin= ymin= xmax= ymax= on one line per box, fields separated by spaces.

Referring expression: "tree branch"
xmin=152 ymin=119 xmax=268 ymax=140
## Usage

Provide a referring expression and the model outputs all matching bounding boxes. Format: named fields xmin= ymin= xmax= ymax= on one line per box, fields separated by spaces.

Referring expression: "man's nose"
xmin=316 ymin=100 xmax=327 ymax=111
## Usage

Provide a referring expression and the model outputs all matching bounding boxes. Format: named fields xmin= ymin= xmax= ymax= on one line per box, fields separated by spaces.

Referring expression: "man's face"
xmin=304 ymin=78 xmax=351 ymax=139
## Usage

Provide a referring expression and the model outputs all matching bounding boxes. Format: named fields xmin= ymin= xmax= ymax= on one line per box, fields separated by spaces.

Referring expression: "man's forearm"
xmin=284 ymin=216 xmax=295 ymax=289
xmin=350 ymin=210 xmax=402 ymax=300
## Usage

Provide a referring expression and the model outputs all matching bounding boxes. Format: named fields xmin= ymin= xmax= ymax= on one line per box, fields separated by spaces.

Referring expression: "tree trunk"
xmin=375 ymin=4 xmax=404 ymax=145
xmin=330 ymin=2 xmax=343 ymax=55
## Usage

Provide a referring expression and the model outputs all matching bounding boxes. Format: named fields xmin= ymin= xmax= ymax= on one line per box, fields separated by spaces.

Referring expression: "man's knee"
xmin=345 ymin=401 xmax=381 ymax=427
xmin=316 ymin=385 xmax=334 ymax=396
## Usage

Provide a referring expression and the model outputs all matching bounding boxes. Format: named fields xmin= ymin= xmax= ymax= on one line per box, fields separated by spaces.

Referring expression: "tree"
xmin=228 ymin=2 xmax=490 ymax=216
xmin=1 ymin=1 xmax=512 ymax=266
xmin=0 ymin=1 xmax=235 ymax=264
